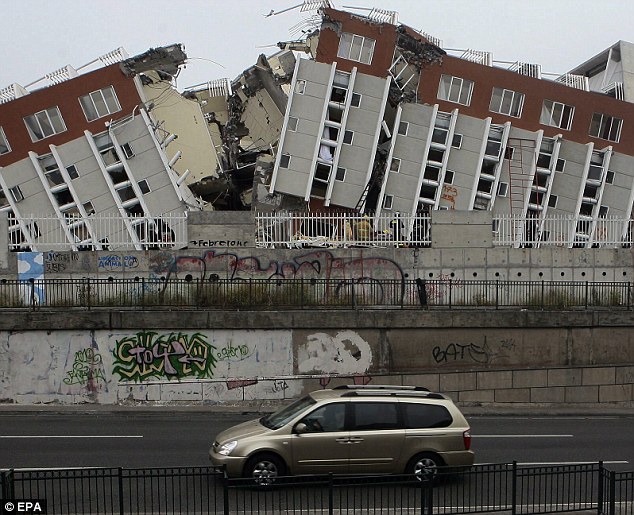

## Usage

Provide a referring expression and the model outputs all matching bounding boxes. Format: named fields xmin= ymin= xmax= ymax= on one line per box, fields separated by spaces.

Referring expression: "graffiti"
xmin=113 ymin=331 xmax=217 ymax=382
xmin=217 ymin=343 xmax=251 ymax=361
xmin=432 ymin=342 xmax=509 ymax=365
xmin=190 ymin=240 xmax=249 ymax=247
xmin=298 ymin=331 xmax=372 ymax=375
xmin=148 ymin=249 xmax=406 ymax=304
xmin=426 ymin=274 xmax=464 ymax=300
xmin=441 ymin=185 xmax=458 ymax=209
xmin=98 ymin=255 xmax=139 ymax=272
xmin=500 ymin=338 xmax=516 ymax=351
xmin=270 ymin=379 xmax=289 ymax=393
xmin=63 ymin=348 xmax=106 ymax=389
xmin=45 ymin=252 xmax=80 ymax=273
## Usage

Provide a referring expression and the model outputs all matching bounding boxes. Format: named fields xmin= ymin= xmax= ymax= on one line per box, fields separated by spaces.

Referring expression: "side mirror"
xmin=294 ymin=422 xmax=309 ymax=434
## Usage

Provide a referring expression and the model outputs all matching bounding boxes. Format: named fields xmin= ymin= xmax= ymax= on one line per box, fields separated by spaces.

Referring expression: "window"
xmin=295 ymin=80 xmax=306 ymax=95
xmin=337 ymin=32 xmax=375 ymax=65
xmin=398 ymin=121 xmax=409 ymax=136
xmin=39 ymin=155 xmax=65 ymax=187
xmin=79 ymin=86 xmax=121 ymax=122
xmin=10 ymin=185 xmax=24 ymax=202
xmin=444 ymin=170 xmax=455 ymax=184
xmin=117 ymin=185 xmax=136 ymax=202
xmin=497 ymin=182 xmax=509 ymax=197
xmin=24 ymin=106 xmax=66 ymax=141
xmin=589 ymin=112 xmax=623 ymax=142
xmin=390 ymin=158 xmax=401 ymax=173
xmin=548 ymin=195 xmax=558 ymax=208
xmin=451 ymin=133 xmax=463 ymax=148
xmin=66 ymin=165 xmax=79 ymax=180
xmin=83 ymin=201 xmax=95 ymax=215
xmin=288 ymin=116 xmax=298 ymax=132
xmin=504 ymin=147 xmax=515 ymax=160
xmin=138 ymin=179 xmax=150 ymax=194
xmin=350 ymin=92 xmax=361 ymax=107
xmin=438 ymin=75 xmax=474 ymax=106
xmin=351 ymin=402 xmax=399 ymax=431
xmin=0 ymin=127 xmax=10 ymax=155
xmin=555 ymin=158 xmax=566 ymax=173
xmin=540 ymin=100 xmax=574 ymax=130
xmin=343 ymin=130 xmax=354 ymax=145
xmin=300 ymin=403 xmax=346 ymax=433
xmin=403 ymin=403 xmax=452 ymax=429
xmin=599 ymin=205 xmax=609 ymax=217
xmin=279 ymin=154 xmax=291 ymax=168
xmin=335 ymin=167 xmax=346 ymax=181
xmin=489 ymin=87 xmax=525 ymax=117
xmin=121 ymin=143 xmax=135 ymax=159
xmin=606 ymin=170 xmax=615 ymax=184
xmin=383 ymin=195 xmax=394 ymax=209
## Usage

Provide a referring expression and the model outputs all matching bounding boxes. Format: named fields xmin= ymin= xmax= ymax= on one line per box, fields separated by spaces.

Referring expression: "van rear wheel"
xmin=244 ymin=453 xmax=286 ymax=485
xmin=406 ymin=452 xmax=444 ymax=481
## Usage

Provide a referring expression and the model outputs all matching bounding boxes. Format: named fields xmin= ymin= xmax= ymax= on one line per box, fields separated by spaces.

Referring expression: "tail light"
xmin=463 ymin=429 xmax=472 ymax=450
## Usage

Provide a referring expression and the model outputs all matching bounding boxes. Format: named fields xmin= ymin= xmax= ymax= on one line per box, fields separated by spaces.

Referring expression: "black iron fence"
xmin=1 ymin=462 xmax=632 ymax=515
xmin=0 ymin=277 xmax=632 ymax=310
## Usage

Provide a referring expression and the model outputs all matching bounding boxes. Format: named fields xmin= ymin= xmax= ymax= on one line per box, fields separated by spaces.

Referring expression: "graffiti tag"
xmin=98 ymin=255 xmax=139 ymax=271
xmin=113 ymin=331 xmax=217 ymax=382
xmin=63 ymin=348 xmax=106 ymax=388
xmin=217 ymin=343 xmax=251 ymax=361
xmin=432 ymin=342 xmax=509 ymax=365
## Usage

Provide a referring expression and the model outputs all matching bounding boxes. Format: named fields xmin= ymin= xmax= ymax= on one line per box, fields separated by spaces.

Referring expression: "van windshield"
xmin=260 ymin=395 xmax=316 ymax=430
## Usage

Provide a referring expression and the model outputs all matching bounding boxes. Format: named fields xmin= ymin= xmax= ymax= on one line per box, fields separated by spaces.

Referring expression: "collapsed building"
xmin=3 ymin=2 xmax=634 ymax=250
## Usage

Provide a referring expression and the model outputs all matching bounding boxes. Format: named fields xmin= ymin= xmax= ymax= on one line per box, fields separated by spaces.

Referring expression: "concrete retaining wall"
xmin=1 ymin=310 xmax=632 ymax=406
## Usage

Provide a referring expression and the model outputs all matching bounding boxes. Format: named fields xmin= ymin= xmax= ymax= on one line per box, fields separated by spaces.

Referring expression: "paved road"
xmin=0 ymin=409 xmax=632 ymax=472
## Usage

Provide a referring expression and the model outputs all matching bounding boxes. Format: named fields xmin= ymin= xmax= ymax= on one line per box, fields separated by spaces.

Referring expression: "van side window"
xmin=403 ymin=403 xmax=453 ymax=429
xmin=351 ymin=402 xmax=399 ymax=430
xmin=300 ymin=403 xmax=346 ymax=432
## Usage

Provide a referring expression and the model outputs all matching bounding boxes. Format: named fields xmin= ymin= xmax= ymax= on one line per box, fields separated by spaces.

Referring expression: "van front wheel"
xmin=244 ymin=453 xmax=286 ymax=485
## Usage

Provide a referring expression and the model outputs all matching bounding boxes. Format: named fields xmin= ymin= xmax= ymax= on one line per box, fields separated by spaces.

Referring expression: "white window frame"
xmin=121 ymin=142 xmax=135 ymax=159
xmin=489 ymin=87 xmax=525 ymax=117
xmin=337 ymin=32 xmax=376 ymax=65
xmin=335 ymin=167 xmax=346 ymax=182
xmin=79 ymin=86 xmax=121 ymax=122
xmin=10 ymin=185 xmax=24 ymax=202
xmin=451 ymin=133 xmax=463 ymax=149
xmin=555 ymin=158 xmax=566 ymax=173
xmin=548 ymin=195 xmax=558 ymax=208
xmin=343 ymin=130 xmax=354 ymax=145
xmin=350 ymin=92 xmax=362 ymax=107
xmin=24 ymin=106 xmax=67 ymax=142
xmin=398 ymin=121 xmax=409 ymax=136
xmin=444 ymin=170 xmax=455 ymax=184
xmin=390 ymin=157 xmax=401 ymax=173
xmin=497 ymin=181 xmax=509 ymax=197
xmin=66 ymin=165 xmax=79 ymax=180
xmin=138 ymin=179 xmax=150 ymax=194
xmin=0 ymin=126 xmax=11 ymax=155
xmin=288 ymin=116 xmax=299 ymax=132
xmin=280 ymin=154 xmax=291 ymax=168
xmin=540 ymin=99 xmax=575 ymax=130
xmin=295 ymin=80 xmax=306 ymax=95
xmin=589 ymin=112 xmax=623 ymax=142
xmin=606 ymin=170 xmax=615 ymax=184
xmin=383 ymin=194 xmax=394 ymax=210
xmin=437 ymin=74 xmax=474 ymax=106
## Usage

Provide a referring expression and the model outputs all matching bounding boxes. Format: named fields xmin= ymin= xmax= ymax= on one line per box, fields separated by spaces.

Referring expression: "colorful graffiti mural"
xmin=112 ymin=331 xmax=217 ymax=382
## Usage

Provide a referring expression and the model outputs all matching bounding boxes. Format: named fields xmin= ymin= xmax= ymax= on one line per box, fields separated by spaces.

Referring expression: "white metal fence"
xmin=256 ymin=212 xmax=634 ymax=249
xmin=7 ymin=213 xmax=188 ymax=251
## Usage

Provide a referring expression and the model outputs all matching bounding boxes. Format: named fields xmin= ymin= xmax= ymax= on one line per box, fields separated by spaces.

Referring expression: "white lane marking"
xmin=476 ymin=434 xmax=573 ymax=438
xmin=0 ymin=435 xmax=143 ymax=438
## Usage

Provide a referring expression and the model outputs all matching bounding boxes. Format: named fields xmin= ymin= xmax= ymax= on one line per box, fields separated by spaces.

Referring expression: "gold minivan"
xmin=209 ymin=385 xmax=474 ymax=483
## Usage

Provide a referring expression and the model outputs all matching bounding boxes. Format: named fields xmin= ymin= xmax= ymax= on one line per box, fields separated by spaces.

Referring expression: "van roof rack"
xmin=340 ymin=390 xmax=447 ymax=399
xmin=334 ymin=385 xmax=430 ymax=392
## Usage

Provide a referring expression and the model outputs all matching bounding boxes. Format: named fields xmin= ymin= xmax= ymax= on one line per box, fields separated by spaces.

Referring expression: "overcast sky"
xmin=2 ymin=0 xmax=633 ymax=92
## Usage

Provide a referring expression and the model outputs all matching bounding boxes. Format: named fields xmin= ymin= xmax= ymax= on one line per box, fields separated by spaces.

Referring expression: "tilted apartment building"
xmin=269 ymin=7 xmax=634 ymax=247
xmin=0 ymin=45 xmax=200 ymax=251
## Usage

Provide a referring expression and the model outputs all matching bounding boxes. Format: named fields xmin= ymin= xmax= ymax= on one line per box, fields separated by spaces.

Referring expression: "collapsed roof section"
xmin=120 ymin=44 xmax=187 ymax=79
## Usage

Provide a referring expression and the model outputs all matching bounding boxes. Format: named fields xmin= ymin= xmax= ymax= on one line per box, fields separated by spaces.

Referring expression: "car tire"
xmin=244 ymin=453 xmax=286 ymax=485
xmin=406 ymin=452 xmax=445 ymax=481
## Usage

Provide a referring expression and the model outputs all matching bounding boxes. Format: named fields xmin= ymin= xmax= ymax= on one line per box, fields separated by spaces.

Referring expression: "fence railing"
xmin=255 ymin=212 xmax=634 ymax=249
xmin=1 ymin=462 xmax=632 ymax=515
xmin=1 ymin=278 xmax=631 ymax=310
xmin=6 ymin=213 xmax=188 ymax=252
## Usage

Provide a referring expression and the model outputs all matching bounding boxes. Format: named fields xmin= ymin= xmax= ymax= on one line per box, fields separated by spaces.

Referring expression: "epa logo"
xmin=3 ymin=500 xmax=47 ymax=514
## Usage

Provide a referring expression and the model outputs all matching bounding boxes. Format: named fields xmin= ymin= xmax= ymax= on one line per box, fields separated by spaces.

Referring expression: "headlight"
xmin=218 ymin=440 xmax=238 ymax=456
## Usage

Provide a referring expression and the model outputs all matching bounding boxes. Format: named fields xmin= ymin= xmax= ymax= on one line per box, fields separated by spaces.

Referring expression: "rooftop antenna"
xmin=264 ymin=0 xmax=331 ymax=17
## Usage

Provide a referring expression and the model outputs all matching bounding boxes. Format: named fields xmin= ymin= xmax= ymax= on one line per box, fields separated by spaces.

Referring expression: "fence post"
xmin=29 ymin=278 xmax=35 ymax=311
xmin=511 ymin=461 xmax=517 ymax=515
xmin=585 ymin=280 xmax=589 ymax=309
xmin=608 ymin=470 xmax=616 ymax=515
xmin=541 ymin=280 xmax=545 ymax=310
xmin=118 ymin=467 xmax=124 ymax=515
xmin=351 ymin=280 xmax=356 ymax=309
xmin=597 ymin=461 xmax=604 ymax=515
xmin=249 ymin=278 xmax=252 ymax=306
xmin=141 ymin=278 xmax=145 ymax=308
xmin=223 ymin=468 xmax=230 ymax=515
xmin=86 ymin=278 xmax=91 ymax=310
xmin=449 ymin=279 xmax=453 ymax=309
xmin=496 ymin=279 xmax=499 ymax=309
xmin=629 ymin=282 xmax=632 ymax=309
xmin=328 ymin=473 xmax=334 ymax=515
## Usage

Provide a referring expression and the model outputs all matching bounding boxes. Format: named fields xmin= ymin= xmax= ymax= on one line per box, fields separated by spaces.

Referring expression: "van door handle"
xmin=336 ymin=437 xmax=350 ymax=443
xmin=348 ymin=437 xmax=364 ymax=443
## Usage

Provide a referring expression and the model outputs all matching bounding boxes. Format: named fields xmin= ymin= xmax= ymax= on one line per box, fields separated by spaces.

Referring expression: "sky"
xmin=2 ymin=0 xmax=634 ymax=92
